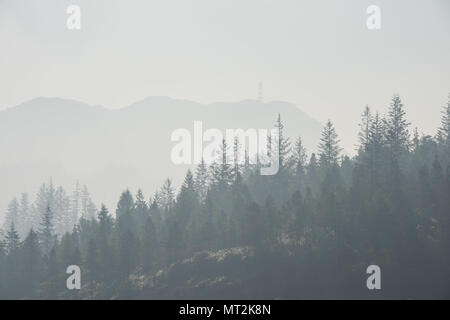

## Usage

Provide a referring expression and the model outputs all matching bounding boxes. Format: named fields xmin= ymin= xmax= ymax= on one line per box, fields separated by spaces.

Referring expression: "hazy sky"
xmin=1 ymin=0 xmax=449 ymax=152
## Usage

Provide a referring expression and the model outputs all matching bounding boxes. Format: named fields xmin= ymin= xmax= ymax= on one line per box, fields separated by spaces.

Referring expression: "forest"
xmin=0 ymin=94 xmax=449 ymax=299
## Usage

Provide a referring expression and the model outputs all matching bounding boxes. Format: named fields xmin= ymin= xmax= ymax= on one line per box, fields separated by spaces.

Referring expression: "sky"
xmin=0 ymin=0 xmax=450 ymax=152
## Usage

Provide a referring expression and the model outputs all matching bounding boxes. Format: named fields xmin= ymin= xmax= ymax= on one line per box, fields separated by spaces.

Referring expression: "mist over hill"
xmin=0 ymin=97 xmax=323 ymax=220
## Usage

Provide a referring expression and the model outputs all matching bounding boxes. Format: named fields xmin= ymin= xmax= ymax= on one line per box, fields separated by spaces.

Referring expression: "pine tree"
xmin=149 ymin=192 xmax=163 ymax=229
xmin=293 ymin=136 xmax=307 ymax=177
xmin=38 ymin=205 xmax=55 ymax=256
xmin=47 ymin=178 xmax=56 ymax=210
xmin=116 ymin=189 xmax=136 ymax=235
xmin=20 ymin=229 xmax=41 ymax=297
xmin=358 ymin=105 xmax=372 ymax=152
xmin=318 ymin=120 xmax=342 ymax=168
xmin=368 ymin=111 xmax=385 ymax=158
xmin=5 ymin=222 xmax=20 ymax=255
xmin=135 ymin=189 xmax=149 ymax=228
xmin=135 ymin=189 xmax=148 ymax=217
xmin=437 ymin=93 xmax=450 ymax=159
xmin=160 ymin=179 xmax=175 ymax=211
xmin=244 ymin=148 xmax=250 ymax=169
xmin=176 ymin=170 xmax=198 ymax=227
xmin=97 ymin=204 xmax=114 ymax=282
xmin=151 ymin=191 xmax=162 ymax=209
xmin=81 ymin=185 xmax=97 ymax=221
xmin=194 ymin=157 xmax=209 ymax=203
xmin=384 ymin=94 xmax=410 ymax=160
xmin=306 ymin=153 xmax=320 ymax=192
xmin=116 ymin=189 xmax=134 ymax=217
xmin=19 ymin=193 xmax=30 ymax=238
xmin=98 ymin=204 xmax=112 ymax=234
xmin=4 ymin=198 xmax=19 ymax=233
xmin=33 ymin=183 xmax=49 ymax=230
xmin=5 ymin=223 xmax=21 ymax=298
xmin=274 ymin=113 xmax=292 ymax=174
xmin=54 ymin=186 xmax=71 ymax=236
xmin=358 ymin=110 xmax=385 ymax=189
xmin=232 ymin=137 xmax=242 ymax=183
xmin=70 ymin=180 xmax=81 ymax=227
xmin=211 ymin=139 xmax=233 ymax=188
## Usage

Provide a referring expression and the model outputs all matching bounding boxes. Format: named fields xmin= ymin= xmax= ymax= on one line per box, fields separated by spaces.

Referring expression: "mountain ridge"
xmin=0 ymin=96 xmax=324 ymax=221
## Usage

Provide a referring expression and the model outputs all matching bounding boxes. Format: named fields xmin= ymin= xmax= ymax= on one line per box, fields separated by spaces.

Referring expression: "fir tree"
xmin=318 ymin=120 xmax=342 ymax=168
xmin=4 ymin=198 xmax=19 ymax=233
xmin=384 ymin=94 xmax=410 ymax=160
xmin=437 ymin=93 xmax=450 ymax=159
xmin=194 ymin=157 xmax=209 ymax=203
xmin=6 ymin=222 xmax=20 ymax=254
xmin=160 ymin=179 xmax=175 ymax=212
xmin=274 ymin=113 xmax=292 ymax=174
xmin=293 ymin=136 xmax=307 ymax=177
xmin=20 ymin=229 xmax=41 ymax=297
xmin=38 ymin=205 xmax=55 ymax=256
xmin=19 ymin=193 xmax=30 ymax=238
xmin=358 ymin=105 xmax=372 ymax=152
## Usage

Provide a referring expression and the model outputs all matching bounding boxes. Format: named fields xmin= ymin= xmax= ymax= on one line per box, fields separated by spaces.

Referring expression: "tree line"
xmin=2 ymin=180 xmax=96 ymax=239
xmin=0 ymin=93 xmax=449 ymax=299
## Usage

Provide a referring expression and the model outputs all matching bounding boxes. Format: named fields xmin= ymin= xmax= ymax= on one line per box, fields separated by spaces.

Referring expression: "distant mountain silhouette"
xmin=0 ymin=97 xmax=323 ymax=219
